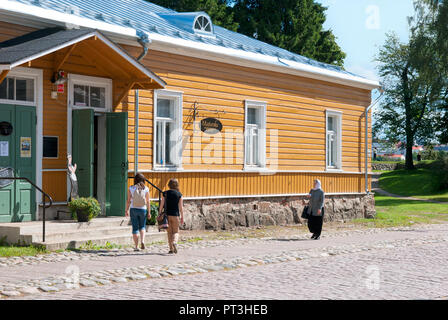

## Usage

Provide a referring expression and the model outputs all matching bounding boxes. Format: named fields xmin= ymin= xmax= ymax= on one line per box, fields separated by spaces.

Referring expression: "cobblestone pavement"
xmin=1 ymin=223 xmax=448 ymax=299
xmin=10 ymin=239 xmax=448 ymax=300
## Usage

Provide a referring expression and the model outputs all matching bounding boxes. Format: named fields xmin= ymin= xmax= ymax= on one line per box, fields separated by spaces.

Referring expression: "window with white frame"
xmin=326 ymin=111 xmax=342 ymax=170
xmin=245 ymin=101 xmax=266 ymax=168
xmin=0 ymin=76 xmax=35 ymax=103
xmin=153 ymin=90 xmax=183 ymax=169
xmin=69 ymin=75 xmax=112 ymax=111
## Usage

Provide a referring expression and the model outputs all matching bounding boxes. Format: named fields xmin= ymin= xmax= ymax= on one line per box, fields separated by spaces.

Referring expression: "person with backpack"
xmin=159 ymin=178 xmax=184 ymax=254
xmin=125 ymin=173 xmax=150 ymax=251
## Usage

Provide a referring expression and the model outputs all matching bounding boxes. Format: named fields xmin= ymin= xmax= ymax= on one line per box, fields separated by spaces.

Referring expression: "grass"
xmin=76 ymin=241 xmax=123 ymax=251
xmin=354 ymin=195 xmax=448 ymax=228
xmin=0 ymin=245 xmax=49 ymax=257
xmin=379 ymin=168 xmax=448 ymax=202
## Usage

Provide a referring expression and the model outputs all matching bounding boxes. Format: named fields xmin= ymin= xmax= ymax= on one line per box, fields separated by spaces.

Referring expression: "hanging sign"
xmin=0 ymin=141 xmax=8 ymax=157
xmin=57 ymin=83 xmax=65 ymax=93
xmin=20 ymin=137 xmax=31 ymax=158
xmin=0 ymin=122 xmax=13 ymax=136
xmin=200 ymin=117 xmax=223 ymax=134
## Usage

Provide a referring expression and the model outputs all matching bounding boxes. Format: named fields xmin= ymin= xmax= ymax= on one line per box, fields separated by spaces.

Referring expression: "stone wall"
xmin=182 ymin=194 xmax=376 ymax=230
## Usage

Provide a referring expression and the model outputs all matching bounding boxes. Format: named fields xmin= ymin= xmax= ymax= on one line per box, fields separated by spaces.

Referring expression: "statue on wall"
xmin=67 ymin=153 xmax=79 ymax=201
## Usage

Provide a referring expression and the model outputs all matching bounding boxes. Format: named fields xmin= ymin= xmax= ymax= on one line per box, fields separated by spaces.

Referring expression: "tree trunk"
xmin=405 ymin=140 xmax=415 ymax=170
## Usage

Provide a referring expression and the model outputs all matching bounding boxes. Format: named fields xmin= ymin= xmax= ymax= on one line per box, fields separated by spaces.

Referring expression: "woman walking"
xmin=306 ymin=179 xmax=325 ymax=240
xmin=159 ymin=179 xmax=184 ymax=254
xmin=125 ymin=173 xmax=150 ymax=251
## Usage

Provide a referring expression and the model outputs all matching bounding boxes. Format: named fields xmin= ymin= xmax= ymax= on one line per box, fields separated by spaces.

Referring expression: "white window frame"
xmin=0 ymin=74 xmax=37 ymax=106
xmin=244 ymin=100 xmax=267 ymax=170
xmin=153 ymin=90 xmax=183 ymax=170
xmin=68 ymin=74 xmax=112 ymax=112
xmin=326 ymin=110 xmax=342 ymax=171
xmin=42 ymin=135 xmax=59 ymax=159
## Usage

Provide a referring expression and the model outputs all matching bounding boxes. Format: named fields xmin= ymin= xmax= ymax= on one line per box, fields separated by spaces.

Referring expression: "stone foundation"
xmin=182 ymin=194 xmax=376 ymax=230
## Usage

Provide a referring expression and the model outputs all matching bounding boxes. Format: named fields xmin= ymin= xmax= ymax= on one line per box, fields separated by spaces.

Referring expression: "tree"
xmin=150 ymin=0 xmax=239 ymax=31
xmin=231 ymin=0 xmax=346 ymax=66
xmin=374 ymin=31 xmax=445 ymax=170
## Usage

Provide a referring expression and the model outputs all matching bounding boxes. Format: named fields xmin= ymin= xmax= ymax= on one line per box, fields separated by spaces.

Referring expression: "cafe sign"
xmin=200 ymin=117 xmax=223 ymax=134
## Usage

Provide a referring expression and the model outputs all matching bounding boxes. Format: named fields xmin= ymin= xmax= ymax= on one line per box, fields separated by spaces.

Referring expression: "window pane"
xmin=7 ymin=78 xmax=14 ymax=100
xmin=247 ymin=107 xmax=259 ymax=125
xmin=156 ymin=121 xmax=163 ymax=165
xmin=157 ymin=99 xmax=173 ymax=118
xmin=43 ymin=136 xmax=58 ymax=158
xmin=0 ymin=78 xmax=7 ymax=99
xmin=90 ymin=86 xmax=105 ymax=108
xmin=165 ymin=122 xmax=173 ymax=165
xmin=15 ymin=78 xmax=34 ymax=102
xmin=327 ymin=116 xmax=334 ymax=131
xmin=253 ymin=128 xmax=259 ymax=165
xmin=74 ymin=85 xmax=88 ymax=106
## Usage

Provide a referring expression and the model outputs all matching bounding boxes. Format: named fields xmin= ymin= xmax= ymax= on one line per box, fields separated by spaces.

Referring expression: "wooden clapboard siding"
xmin=0 ymin=21 xmax=35 ymax=42
xmin=119 ymin=47 xmax=372 ymax=174
xmin=132 ymin=171 xmax=370 ymax=199
xmin=42 ymin=171 xmax=67 ymax=202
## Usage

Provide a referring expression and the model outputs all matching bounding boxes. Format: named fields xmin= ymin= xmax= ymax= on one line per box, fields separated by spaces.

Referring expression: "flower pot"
xmin=76 ymin=210 xmax=90 ymax=222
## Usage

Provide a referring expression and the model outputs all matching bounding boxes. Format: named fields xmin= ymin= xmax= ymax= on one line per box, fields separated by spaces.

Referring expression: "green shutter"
xmin=106 ymin=112 xmax=128 ymax=216
xmin=72 ymin=109 xmax=94 ymax=198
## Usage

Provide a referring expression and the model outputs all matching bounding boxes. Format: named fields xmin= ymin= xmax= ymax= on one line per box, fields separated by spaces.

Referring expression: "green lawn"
xmin=354 ymin=195 xmax=448 ymax=228
xmin=0 ymin=245 xmax=48 ymax=257
xmin=379 ymin=168 xmax=448 ymax=202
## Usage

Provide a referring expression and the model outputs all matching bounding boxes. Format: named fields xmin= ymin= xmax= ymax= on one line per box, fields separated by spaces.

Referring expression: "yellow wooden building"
xmin=0 ymin=0 xmax=379 ymax=227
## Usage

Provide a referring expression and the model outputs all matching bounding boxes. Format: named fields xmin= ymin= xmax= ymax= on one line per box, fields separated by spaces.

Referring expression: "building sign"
xmin=57 ymin=83 xmax=65 ymax=93
xmin=0 ymin=141 xmax=8 ymax=157
xmin=20 ymin=137 xmax=31 ymax=158
xmin=200 ymin=117 xmax=223 ymax=134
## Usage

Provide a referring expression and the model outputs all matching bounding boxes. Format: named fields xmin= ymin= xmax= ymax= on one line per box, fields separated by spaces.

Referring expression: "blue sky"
xmin=317 ymin=0 xmax=416 ymax=82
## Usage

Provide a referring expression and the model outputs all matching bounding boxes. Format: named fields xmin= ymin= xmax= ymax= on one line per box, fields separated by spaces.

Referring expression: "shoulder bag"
xmin=157 ymin=192 xmax=169 ymax=231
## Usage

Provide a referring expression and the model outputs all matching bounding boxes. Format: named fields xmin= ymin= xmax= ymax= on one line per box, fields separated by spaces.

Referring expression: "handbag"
xmin=301 ymin=205 xmax=310 ymax=219
xmin=157 ymin=192 xmax=169 ymax=231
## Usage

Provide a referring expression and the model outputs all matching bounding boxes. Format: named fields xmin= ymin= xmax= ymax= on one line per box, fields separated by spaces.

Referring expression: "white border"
xmin=326 ymin=109 xmax=343 ymax=172
xmin=153 ymin=89 xmax=183 ymax=171
xmin=244 ymin=100 xmax=267 ymax=171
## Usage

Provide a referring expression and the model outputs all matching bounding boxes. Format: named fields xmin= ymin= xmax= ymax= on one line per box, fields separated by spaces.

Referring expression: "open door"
xmin=106 ymin=112 xmax=128 ymax=216
xmin=72 ymin=109 xmax=94 ymax=198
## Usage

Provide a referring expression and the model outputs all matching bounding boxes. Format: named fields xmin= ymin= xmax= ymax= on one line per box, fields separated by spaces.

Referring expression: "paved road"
xmin=10 ymin=227 xmax=448 ymax=300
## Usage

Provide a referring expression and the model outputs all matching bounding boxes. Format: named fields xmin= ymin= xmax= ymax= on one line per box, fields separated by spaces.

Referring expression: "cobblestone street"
xmin=2 ymin=223 xmax=448 ymax=300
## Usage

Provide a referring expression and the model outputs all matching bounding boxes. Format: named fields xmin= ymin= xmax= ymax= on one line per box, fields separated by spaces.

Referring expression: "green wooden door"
xmin=14 ymin=106 xmax=36 ymax=221
xmin=106 ymin=112 xmax=128 ymax=216
xmin=0 ymin=105 xmax=16 ymax=222
xmin=72 ymin=109 xmax=94 ymax=198
xmin=0 ymin=104 xmax=36 ymax=222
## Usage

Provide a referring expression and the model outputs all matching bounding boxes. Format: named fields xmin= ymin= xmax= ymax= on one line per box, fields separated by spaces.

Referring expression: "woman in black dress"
xmin=306 ymin=179 xmax=325 ymax=240
xmin=159 ymin=179 xmax=184 ymax=254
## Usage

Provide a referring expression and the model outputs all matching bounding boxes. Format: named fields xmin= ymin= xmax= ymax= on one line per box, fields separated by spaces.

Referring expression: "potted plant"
xmin=68 ymin=197 xmax=101 ymax=222
xmin=145 ymin=201 xmax=159 ymax=231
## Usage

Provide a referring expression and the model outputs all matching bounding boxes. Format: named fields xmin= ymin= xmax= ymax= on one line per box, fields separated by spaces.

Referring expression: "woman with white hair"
xmin=306 ymin=179 xmax=325 ymax=240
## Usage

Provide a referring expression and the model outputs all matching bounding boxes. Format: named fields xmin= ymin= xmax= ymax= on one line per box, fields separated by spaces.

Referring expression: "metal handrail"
xmin=0 ymin=176 xmax=53 ymax=242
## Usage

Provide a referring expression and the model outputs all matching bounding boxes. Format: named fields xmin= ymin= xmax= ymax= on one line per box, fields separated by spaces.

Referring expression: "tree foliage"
xmin=231 ymin=0 xmax=345 ymax=66
xmin=148 ymin=0 xmax=346 ymax=66
xmin=374 ymin=2 xmax=448 ymax=170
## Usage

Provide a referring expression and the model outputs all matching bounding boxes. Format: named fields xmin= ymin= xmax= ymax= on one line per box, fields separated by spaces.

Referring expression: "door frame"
xmin=0 ymin=67 xmax=43 ymax=220
xmin=67 ymin=74 xmax=112 ymax=207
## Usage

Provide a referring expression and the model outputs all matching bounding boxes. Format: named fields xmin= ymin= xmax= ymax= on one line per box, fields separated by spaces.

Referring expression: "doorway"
xmin=71 ymin=109 xmax=128 ymax=217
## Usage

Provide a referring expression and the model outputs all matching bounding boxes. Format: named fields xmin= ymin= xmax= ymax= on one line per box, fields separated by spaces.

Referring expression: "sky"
xmin=317 ymin=0 xmax=416 ymax=83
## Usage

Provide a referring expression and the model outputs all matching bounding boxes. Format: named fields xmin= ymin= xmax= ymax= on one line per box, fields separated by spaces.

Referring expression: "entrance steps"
xmin=0 ymin=217 xmax=166 ymax=251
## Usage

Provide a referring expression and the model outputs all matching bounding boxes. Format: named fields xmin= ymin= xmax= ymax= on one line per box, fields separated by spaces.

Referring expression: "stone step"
xmin=20 ymin=226 xmax=138 ymax=243
xmin=32 ymin=230 xmax=167 ymax=251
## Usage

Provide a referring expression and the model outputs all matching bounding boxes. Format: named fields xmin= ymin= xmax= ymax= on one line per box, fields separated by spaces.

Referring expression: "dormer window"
xmin=194 ymin=15 xmax=212 ymax=34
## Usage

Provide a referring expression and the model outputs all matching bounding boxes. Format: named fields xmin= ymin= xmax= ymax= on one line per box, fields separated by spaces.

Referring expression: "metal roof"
xmin=4 ymin=0 xmax=371 ymax=83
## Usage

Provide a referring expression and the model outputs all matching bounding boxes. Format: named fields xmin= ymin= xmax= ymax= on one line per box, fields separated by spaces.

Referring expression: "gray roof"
xmin=0 ymin=27 xmax=93 ymax=64
xmin=5 ymin=0 xmax=365 ymax=80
